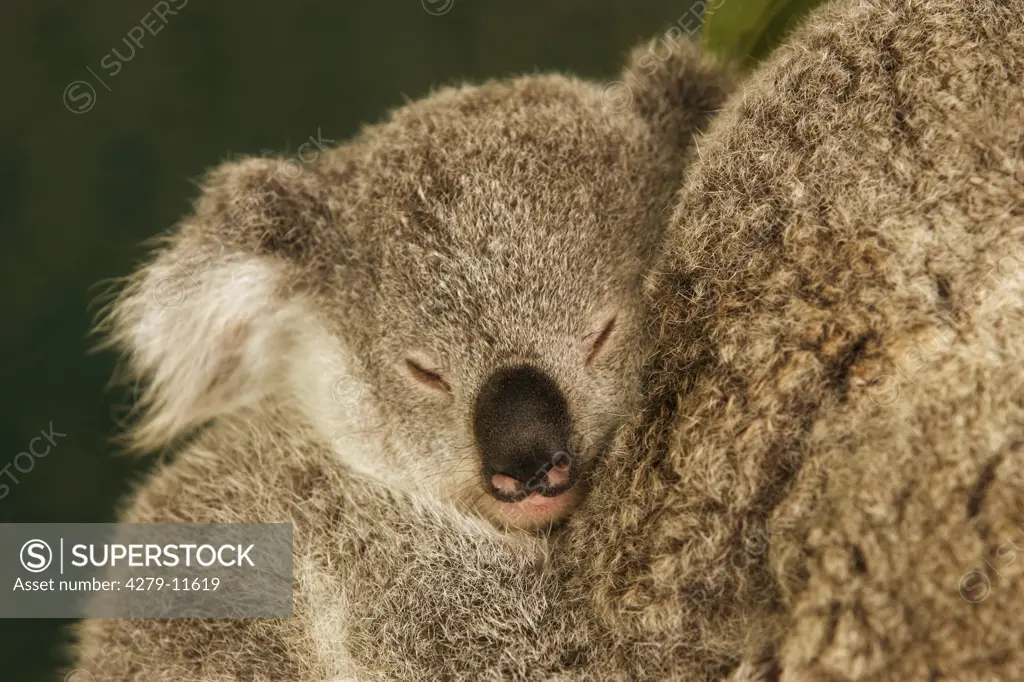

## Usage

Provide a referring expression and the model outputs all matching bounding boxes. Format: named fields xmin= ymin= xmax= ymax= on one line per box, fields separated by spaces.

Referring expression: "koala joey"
xmin=100 ymin=40 xmax=731 ymax=533
xmin=80 ymin=36 xmax=733 ymax=682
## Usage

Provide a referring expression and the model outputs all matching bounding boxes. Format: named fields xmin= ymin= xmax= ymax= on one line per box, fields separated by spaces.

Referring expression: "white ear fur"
xmin=101 ymin=250 xmax=308 ymax=451
xmin=100 ymin=240 xmax=398 ymax=483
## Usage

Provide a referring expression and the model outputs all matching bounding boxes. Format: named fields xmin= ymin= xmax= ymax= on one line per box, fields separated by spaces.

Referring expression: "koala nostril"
xmin=546 ymin=461 xmax=570 ymax=488
xmin=490 ymin=473 xmax=521 ymax=496
xmin=488 ymin=456 xmax=572 ymax=502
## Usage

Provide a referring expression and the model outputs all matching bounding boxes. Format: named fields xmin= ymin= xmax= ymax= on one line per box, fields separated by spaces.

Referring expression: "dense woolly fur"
xmin=565 ymin=0 xmax=1024 ymax=679
xmin=75 ymin=0 xmax=1024 ymax=680
xmin=74 ymin=417 xmax=595 ymax=681
xmin=92 ymin=59 xmax=729 ymax=518
xmin=78 ymin=38 xmax=731 ymax=682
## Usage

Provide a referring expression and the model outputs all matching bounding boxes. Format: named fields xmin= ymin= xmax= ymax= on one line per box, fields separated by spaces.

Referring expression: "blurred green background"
xmin=0 ymin=1 xmax=821 ymax=680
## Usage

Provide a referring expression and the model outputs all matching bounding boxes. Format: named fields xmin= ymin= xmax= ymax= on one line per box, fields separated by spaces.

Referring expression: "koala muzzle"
xmin=473 ymin=365 xmax=574 ymax=502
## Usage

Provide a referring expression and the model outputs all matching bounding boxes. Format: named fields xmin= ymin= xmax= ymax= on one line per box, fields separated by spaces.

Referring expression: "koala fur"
xmin=562 ymin=0 xmax=1024 ymax=679
xmin=76 ymin=41 xmax=732 ymax=681
xmin=93 ymin=53 xmax=730 ymax=531
xmin=76 ymin=0 xmax=1024 ymax=678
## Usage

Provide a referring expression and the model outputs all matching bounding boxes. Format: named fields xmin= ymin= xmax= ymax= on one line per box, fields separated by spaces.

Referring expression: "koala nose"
xmin=473 ymin=365 xmax=573 ymax=501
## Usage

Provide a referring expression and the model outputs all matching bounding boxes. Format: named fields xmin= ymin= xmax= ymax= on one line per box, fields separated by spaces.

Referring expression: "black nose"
xmin=473 ymin=365 xmax=573 ymax=500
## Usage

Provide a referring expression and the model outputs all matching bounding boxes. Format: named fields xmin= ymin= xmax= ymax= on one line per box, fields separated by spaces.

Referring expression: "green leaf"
xmin=702 ymin=0 xmax=828 ymax=67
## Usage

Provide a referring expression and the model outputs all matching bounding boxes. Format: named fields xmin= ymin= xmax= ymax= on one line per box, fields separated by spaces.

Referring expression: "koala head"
xmin=100 ymin=39 xmax=732 ymax=530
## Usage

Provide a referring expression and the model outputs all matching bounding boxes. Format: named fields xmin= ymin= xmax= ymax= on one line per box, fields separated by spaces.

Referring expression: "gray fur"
xmin=78 ymin=40 xmax=731 ymax=681
xmin=78 ymin=0 xmax=1024 ymax=677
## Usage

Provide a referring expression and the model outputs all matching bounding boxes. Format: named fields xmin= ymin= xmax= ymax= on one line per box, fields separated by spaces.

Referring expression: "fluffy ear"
xmin=618 ymin=34 xmax=736 ymax=156
xmin=96 ymin=156 xmax=339 ymax=452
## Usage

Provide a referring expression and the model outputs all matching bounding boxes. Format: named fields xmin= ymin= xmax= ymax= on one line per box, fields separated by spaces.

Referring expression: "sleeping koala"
xmin=99 ymin=43 xmax=728 ymax=532
xmin=77 ymin=39 xmax=732 ymax=680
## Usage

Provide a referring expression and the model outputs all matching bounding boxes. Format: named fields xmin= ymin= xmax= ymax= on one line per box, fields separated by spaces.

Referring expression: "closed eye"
xmin=404 ymin=358 xmax=452 ymax=393
xmin=585 ymin=315 xmax=616 ymax=366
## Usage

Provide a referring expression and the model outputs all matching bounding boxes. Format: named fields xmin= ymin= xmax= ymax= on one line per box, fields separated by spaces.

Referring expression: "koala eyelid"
xmin=404 ymin=358 xmax=452 ymax=393
xmin=585 ymin=315 xmax=617 ymax=366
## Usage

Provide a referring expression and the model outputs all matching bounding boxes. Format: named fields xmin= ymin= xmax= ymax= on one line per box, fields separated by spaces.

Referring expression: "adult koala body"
xmin=563 ymin=0 xmax=1024 ymax=680
xmin=74 ymin=42 xmax=732 ymax=680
